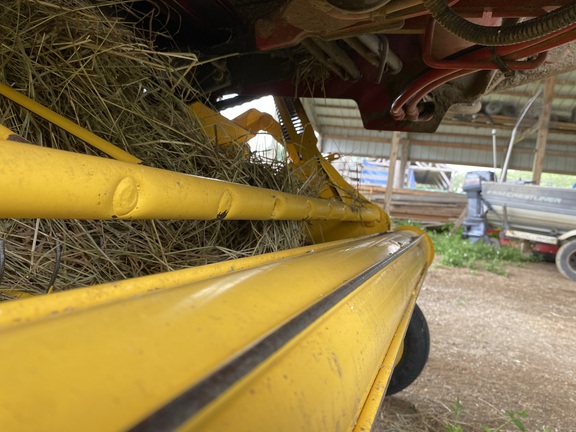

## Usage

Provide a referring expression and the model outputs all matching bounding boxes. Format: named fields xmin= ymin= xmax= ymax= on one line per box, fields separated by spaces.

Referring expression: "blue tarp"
xmin=360 ymin=159 xmax=416 ymax=188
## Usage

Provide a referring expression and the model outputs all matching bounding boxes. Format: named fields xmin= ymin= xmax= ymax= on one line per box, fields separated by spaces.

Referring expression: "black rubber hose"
xmin=423 ymin=0 xmax=576 ymax=46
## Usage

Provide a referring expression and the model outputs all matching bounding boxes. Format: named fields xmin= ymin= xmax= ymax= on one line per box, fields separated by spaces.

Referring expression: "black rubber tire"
xmin=556 ymin=239 xmax=576 ymax=281
xmin=533 ymin=251 xmax=556 ymax=263
xmin=386 ymin=304 xmax=430 ymax=396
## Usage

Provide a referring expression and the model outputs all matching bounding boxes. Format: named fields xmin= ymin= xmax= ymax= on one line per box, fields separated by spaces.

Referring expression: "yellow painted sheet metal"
xmin=353 ymin=290 xmax=418 ymax=432
xmin=189 ymin=101 xmax=255 ymax=146
xmin=0 ymin=234 xmax=388 ymax=328
xmin=0 ymin=139 xmax=381 ymax=223
xmin=231 ymin=108 xmax=284 ymax=140
xmin=0 ymin=230 xmax=431 ymax=432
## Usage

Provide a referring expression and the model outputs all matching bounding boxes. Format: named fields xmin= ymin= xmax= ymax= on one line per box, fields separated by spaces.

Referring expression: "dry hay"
xmin=0 ymin=0 xmax=307 ymax=298
xmin=374 ymin=396 xmax=453 ymax=432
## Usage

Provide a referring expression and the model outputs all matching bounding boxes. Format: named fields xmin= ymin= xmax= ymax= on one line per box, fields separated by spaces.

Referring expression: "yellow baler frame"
xmin=0 ymin=90 xmax=433 ymax=431
xmin=0 ymin=230 xmax=432 ymax=432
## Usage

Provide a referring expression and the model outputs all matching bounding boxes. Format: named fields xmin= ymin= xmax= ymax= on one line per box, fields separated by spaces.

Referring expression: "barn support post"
xmin=384 ymin=131 xmax=401 ymax=213
xmin=532 ymin=76 xmax=556 ymax=185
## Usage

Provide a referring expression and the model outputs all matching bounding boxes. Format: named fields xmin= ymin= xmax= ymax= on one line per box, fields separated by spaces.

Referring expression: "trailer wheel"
xmin=386 ymin=304 xmax=430 ymax=396
xmin=556 ymin=239 xmax=576 ymax=281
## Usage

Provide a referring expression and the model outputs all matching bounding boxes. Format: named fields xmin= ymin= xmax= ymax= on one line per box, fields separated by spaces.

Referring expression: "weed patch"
xmin=444 ymin=398 xmax=553 ymax=432
xmin=405 ymin=224 xmax=538 ymax=275
xmin=427 ymin=230 xmax=535 ymax=275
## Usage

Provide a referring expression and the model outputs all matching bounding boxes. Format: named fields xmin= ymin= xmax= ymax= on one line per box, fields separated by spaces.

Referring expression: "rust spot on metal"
xmin=217 ymin=190 xmax=233 ymax=219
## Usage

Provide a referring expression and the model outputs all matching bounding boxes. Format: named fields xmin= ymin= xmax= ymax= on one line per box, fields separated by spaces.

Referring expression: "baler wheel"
xmin=386 ymin=303 xmax=430 ymax=396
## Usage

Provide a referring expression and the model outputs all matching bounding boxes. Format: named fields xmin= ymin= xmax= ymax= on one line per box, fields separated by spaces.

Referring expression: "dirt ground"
xmin=375 ymin=260 xmax=576 ymax=432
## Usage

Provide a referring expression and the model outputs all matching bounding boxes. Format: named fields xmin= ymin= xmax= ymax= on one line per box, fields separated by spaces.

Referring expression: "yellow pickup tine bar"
xmin=0 ymin=81 xmax=142 ymax=164
xmin=0 ymin=229 xmax=432 ymax=432
xmin=0 ymin=139 xmax=382 ymax=224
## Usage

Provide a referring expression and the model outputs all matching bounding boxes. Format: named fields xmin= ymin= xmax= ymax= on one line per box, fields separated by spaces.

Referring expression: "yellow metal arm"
xmin=0 ymin=82 xmax=142 ymax=164
xmin=232 ymin=108 xmax=285 ymax=144
xmin=188 ymin=102 xmax=255 ymax=146
xmin=190 ymin=99 xmax=392 ymax=243
xmin=0 ymin=139 xmax=381 ymax=223
xmin=0 ymin=230 xmax=432 ymax=432
xmin=273 ymin=97 xmax=393 ymax=242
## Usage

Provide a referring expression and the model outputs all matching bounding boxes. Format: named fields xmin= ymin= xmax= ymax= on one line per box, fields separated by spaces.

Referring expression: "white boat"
xmin=482 ymin=182 xmax=576 ymax=235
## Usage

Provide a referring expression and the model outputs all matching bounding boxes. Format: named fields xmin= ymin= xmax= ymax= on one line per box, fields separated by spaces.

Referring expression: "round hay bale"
xmin=0 ymin=0 xmax=306 ymax=298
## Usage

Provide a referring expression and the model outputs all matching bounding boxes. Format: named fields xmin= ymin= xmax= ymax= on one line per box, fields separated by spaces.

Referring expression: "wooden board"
xmin=358 ymin=186 xmax=467 ymax=223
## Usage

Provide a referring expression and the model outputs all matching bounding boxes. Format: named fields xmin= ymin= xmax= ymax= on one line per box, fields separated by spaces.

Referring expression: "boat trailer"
xmin=462 ymin=171 xmax=576 ymax=281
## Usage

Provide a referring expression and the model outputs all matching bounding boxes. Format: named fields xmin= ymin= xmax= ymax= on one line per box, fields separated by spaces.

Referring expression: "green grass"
xmin=393 ymin=221 xmax=536 ymax=275
xmin=444 ymin=398 xmax=553 ymax=432
xmin=427 ymin=228 xmax=536 ymax=275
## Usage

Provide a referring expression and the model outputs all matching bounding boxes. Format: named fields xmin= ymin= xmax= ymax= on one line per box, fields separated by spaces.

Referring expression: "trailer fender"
xmin=558 ymin=230 xmax=576 ymax=242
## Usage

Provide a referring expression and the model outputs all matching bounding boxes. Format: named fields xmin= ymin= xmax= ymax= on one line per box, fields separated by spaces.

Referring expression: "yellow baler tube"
xmin=0 ymin=230 xmax=432 ymax=432
xmin=0 ymin=234 xmax=382 ymax=328
xmin=0 ymin=82 xmax=141 ymax=164
xmin=353 ymin=285 xmax=420 ymax=431
xmin=0 ymin=139 xmax=381 ymax=223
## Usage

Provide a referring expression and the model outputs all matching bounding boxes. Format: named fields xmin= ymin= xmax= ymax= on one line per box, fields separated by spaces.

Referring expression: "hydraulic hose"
xmin=423 ymin=0 xmax=576 ymax=46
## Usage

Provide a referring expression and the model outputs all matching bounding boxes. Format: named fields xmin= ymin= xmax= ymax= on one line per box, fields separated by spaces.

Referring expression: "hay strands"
xmin=0 ymin=0 xmax=309 ymax=297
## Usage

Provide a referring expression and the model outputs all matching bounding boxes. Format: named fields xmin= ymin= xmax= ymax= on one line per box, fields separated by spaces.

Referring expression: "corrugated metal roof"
xmin=303 ymin=70 xmax=576 ymax=175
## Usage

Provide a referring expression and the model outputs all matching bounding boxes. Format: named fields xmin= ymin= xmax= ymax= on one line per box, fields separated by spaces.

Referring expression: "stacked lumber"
xmin=358 ymin=186 xmax=467 ymax=223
